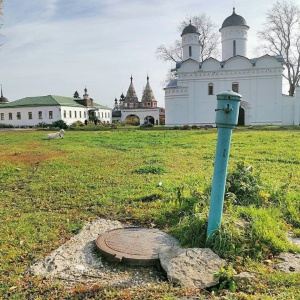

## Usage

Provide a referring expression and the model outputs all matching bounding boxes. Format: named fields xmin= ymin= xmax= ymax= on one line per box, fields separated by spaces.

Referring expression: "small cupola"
xmin=181 ymin=22 xmax=199 ymax=36
xmin=220 ymin=8 xmax=250 ymax=60
xmin=221 ymin=7 xmax=249 ymax=29
xmin=0 ymin=85 xmax=9 ymax=104
xmin=181 ymin=21 xmax=200 ymax=62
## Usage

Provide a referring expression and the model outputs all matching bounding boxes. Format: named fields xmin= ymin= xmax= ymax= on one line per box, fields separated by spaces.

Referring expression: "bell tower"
xmin=220 ymin=8 xmax=249 ymax=61
xmin=181 ymin=21 xmax=200 ymax=62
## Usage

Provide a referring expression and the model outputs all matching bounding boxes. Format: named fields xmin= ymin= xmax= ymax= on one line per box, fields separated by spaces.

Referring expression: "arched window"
xmin=233 ymin=40 xmax=236 ymax=56
xmin=208 ymin=83 xmax=214 ymax=95
xmin=189 ymin=46 xmax=192 ymax=57
xmin=232 ymin=82 xmax=239 ymax=93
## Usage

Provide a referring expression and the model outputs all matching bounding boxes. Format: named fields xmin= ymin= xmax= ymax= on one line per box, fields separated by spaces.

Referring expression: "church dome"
xmin=0 ymin=86 xmax=9 ymax=104
xmin=181 ymin=22 xmax=199 ymax=36
xmin=221 ymin=8 xmax=249 ymax=29
xmin=0 ymin=96 xmax=9 ymax=104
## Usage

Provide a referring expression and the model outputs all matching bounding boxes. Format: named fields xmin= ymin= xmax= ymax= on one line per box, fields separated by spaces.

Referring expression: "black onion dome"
xmin=221 ymin=8 xmax=249 ymax=29
xmin=0 ymin=96 xmax=9 ymax=103
xmin=0 ymin=87 xmax=9 ymax=103
xmin=181 ymin=22 xmax=199 ymax=36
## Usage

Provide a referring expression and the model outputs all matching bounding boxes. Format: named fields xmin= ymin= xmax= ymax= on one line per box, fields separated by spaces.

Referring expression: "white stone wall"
xmin=60 ymin=106 xmax=88 ymax=125
xmin=0 ymin=106 xmax=62 ymax=127
xmin=0 ymin=105 xmax=112 ymax=127
xmin=220 ymin=26 xmax=248 ymax=61
xmin=120 ymin=108 xmax=160 ymax=125
xmin=91 ymin=109 xmax=112 ymax=124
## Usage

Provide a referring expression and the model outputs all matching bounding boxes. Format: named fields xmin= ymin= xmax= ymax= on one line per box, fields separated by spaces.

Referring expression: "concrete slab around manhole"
xmin=96 ymin=227 xmax=180 ymax=266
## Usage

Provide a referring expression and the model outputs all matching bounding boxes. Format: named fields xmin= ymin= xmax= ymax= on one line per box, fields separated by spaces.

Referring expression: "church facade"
xmin=164 ymin=8 xmax=300 ymax=126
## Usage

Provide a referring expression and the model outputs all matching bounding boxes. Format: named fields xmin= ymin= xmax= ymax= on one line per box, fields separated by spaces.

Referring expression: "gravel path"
xmin=29 ymin=219 xmax=167 ymax=288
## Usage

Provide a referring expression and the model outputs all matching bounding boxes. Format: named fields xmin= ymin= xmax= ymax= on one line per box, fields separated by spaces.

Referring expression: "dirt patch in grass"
xmin=1 ymin=152 xmax=64 ymax=166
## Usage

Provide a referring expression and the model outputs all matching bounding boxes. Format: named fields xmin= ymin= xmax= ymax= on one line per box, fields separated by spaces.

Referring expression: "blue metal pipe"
xmin=207 ymin=127 xmax=232 ymax=237
xmin=207 ymin=90 xmax=241 ymax=240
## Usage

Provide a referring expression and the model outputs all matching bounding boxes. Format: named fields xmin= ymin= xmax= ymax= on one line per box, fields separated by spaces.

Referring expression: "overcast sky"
xmin=0 ymin=0 xmax=285 ymax=108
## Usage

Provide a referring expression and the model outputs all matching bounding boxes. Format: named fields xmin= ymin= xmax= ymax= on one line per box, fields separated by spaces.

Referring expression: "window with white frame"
xmin=49 ymin=111 xmax=53 ymax=119
xmin=28 ymin=112 xmax=32 ymax=119
xmin=0 ymin=113 xmax=4 ymax=120
xmin=9 ymin=113 xmax=12 ymax=120
xmin=17 ymin=112 xmax=21 ymax=120
xmin=38 ymin=111 xmax=42 ymax=119
xmin=69 ymin=111 xmax=72 ymax=118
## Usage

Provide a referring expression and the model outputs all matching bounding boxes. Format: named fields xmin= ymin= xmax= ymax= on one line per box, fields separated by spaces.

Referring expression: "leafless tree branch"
xmin=258 ymin=0 xmax=300 ymax=96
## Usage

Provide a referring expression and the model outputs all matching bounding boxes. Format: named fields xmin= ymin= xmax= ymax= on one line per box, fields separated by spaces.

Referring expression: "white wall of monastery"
xmin=120 ymin=108 xmax=160 ymax=125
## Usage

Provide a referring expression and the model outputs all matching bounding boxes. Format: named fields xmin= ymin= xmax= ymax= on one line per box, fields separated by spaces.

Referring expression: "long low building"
xmin=0 ymin=88 xmax=112 ymax=127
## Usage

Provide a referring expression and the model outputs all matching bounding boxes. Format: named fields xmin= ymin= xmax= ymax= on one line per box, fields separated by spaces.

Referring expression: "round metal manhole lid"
xmin=96 ymin=227 xmax=179 ymax=266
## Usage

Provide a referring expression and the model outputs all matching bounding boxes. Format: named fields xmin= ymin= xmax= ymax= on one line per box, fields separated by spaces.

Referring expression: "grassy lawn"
xmin=0 ymin=127 xmax=299 ymax=299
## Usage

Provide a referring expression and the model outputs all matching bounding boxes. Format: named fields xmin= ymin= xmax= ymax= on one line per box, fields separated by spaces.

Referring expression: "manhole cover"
xmin=96 ymin=227 xmax=179 ymax=266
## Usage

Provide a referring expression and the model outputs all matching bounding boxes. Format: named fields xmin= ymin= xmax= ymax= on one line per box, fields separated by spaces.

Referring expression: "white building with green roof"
xmin=0 ymin=88 xmax=112 ymax=127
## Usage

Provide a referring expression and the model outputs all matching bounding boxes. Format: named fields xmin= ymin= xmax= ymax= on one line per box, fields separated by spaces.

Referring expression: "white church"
xmin=164 ymin=8 xmax=300 ymax=126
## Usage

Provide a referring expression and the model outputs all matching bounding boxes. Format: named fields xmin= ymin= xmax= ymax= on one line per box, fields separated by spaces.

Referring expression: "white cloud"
xmin=44 ymin=0 xmax=58 ymax=18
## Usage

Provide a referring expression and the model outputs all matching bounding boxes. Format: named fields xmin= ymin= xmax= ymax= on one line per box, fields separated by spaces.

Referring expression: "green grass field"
xmin=0 ymin=127 xmax=299 ymax=299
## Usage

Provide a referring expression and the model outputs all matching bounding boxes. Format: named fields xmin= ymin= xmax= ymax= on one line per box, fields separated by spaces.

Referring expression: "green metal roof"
xmin=93 ymin=102 xmax=111 ymax=110
xmin=0 ymin=95 xmax=84 ymax=108
xmin=0 ymin=95 xmax=111 ymax=109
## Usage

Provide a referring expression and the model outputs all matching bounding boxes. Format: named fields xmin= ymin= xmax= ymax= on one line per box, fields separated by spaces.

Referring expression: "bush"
xmin=71 ymin=121 xmax=84 ymax=127
xmin=140 ymin=123 xmax=153 ymax=128
xmin=36 ymin=122 xmax=51 ymax=128
xmin=225 ymin=162 xmax=263 ymax=206
xmin=0 ymin=123 xmax=13 ymax=128
xmin=51 ymin=120 xmax=68 ymax=129
xmin=182 ymin=124 xmax=190 ymax=130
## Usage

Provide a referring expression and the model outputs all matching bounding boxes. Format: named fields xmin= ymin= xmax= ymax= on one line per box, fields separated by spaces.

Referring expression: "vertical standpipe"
xmin=207 ymin=90 xmax=241 ymax=239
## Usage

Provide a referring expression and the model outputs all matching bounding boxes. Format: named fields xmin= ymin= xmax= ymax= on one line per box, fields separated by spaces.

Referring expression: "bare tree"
xmin=156 ymin=13 xmax=220 ymax=64
xmin=156 ymin=40 xmax=182 ymax=63
xmin=258 ymin=0 xmax=300 ymax=96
